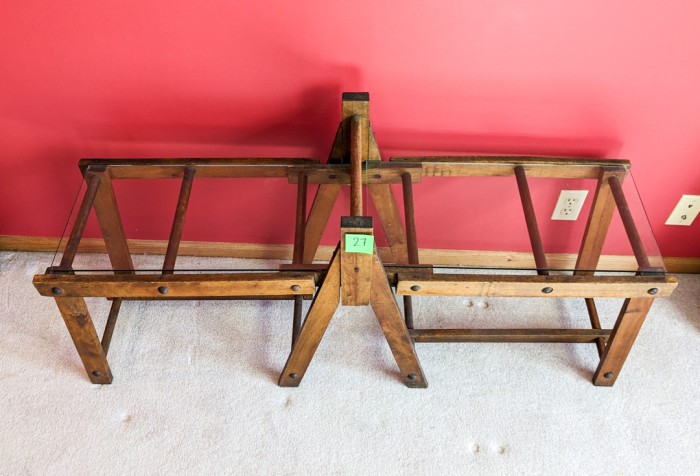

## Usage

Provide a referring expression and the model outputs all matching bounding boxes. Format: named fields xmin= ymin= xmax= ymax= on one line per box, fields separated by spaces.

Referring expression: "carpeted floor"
xmin=1 ymin=250 xmax=698 ymax=475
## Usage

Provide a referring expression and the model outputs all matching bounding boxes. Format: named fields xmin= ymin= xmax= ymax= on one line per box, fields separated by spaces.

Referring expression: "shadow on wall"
xmin=377 ymin=129 xmax=623 ymax=160
xmin=71 ymin=78 xmax=363 ymax=161
xmin=2 ymin=76 xmax=633 ymax=247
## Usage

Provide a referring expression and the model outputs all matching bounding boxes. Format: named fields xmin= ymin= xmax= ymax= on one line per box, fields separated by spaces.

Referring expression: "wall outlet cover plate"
xmin=551 ymin=190 xmax=589 ymax=221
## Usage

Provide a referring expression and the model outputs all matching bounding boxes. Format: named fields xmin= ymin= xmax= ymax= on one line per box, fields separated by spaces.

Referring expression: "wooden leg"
xmin=370 ymin=255 xmax=427 ymax=388
xmin=55 ymin=297 xmax=113 ymax=384
xmin=278 ymin=247 xmax=341 ymax=386
xmin=593 ymin=298 xmax=653 ymax=386
xmin=303 ymin=184 xmax=341 ymax=263
xmin=369 ymin=184 xmax=409 ymax=264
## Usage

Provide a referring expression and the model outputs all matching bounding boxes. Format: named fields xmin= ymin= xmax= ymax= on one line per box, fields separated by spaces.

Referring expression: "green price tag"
xmin=344 ymin=234 xmax=374 ymax=254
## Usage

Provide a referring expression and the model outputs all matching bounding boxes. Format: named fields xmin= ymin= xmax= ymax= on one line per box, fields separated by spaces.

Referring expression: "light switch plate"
xmin=665 ymin=195 xmax=700 ymax=226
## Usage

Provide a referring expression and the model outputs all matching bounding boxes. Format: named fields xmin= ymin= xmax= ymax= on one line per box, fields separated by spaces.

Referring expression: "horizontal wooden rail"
xmin=79 ymin=157 xmax=318 ymax=169
xmin=34 ymin=272 xmax=316 ymax=298
xmin=410 ymin=328 xmax=612 ymax=343
xmin=287 ymin=164 xmax=422 ymax=184
xmin=104 ymin=165 xmax=297 ymax=180
xmin=390 ymin=156 xmax=630 ymax=179
xmin=396 ymin=274 xmax=677 ymax=298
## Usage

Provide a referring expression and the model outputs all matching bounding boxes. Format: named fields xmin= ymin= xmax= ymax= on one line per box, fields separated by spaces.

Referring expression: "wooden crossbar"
xmin=396 ymin=274 xmax=677 ymax=298
xmin=410 ymin=328 xmax=612 ymax=343
xmin=34 ymin=273 xmax=317 ymax=298
xmin=408 ymin=329 xmax=612 ymax=344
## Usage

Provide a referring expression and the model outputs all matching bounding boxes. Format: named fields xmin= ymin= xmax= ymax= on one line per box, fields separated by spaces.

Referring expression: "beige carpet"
xmin=1 ymin=251 xmax=698 ymax=475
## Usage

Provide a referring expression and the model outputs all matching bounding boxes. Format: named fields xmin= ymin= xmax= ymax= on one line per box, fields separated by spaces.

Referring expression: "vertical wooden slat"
xmin=350 ymin=115 xmax=364 ymax=216
xmin=608 ymin=175 xmax=651 ymax=271
xmin=292 ymin=173 xmax=308 ymax=346
xmin=163 ymin=167 xmax=196 ymax=273
xmin=575 ymin=168 xmax=627 ymax=273
xmin=401 ymin=173 xmax=420 ymax=264
xmin=403 ymin=296 xmax=415 ymax=330
xmin=92 ymin=169 xmax=134 ymax=272
xmin=514 ymin=166 xmax=549 ymax=275
xmin=59 ymin=173 xmax=101 ymax=269
xmin=402 ymin=172 xmax=419 ymax=328
xmin=292 ymin=296 xmax=303 ymax=348
xmin=593 ymin=297 xmax=653 ymax=386
xmin=292 ymin=173 xmax=308 ymax=264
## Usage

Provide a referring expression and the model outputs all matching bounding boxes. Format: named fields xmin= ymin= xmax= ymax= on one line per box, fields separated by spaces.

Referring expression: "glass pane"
xmin=49 ymin=159 xmax=665 ymax=276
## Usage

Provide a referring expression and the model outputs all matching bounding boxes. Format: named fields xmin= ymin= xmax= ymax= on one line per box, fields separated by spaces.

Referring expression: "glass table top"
xmin=48 ymin=158 xmax=665 ymax=276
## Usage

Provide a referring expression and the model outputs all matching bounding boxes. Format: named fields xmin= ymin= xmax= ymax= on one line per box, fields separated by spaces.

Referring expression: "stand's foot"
xmin=55 ymin=297 xmax=113 ymax=384
xmin=278 ymin=245 xmax=427 ymax=388
xmin=279 ymin=248 xmax=341 ymax=387
xmin=370 ymin=255 xmax=426 ymax=388
xmin=592 ymin=298 xmax=653 ymax=386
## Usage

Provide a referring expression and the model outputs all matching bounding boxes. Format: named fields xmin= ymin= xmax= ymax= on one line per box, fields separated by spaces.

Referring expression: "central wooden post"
xmin=278 ymin=99 xmax=426 ymax=387
xmin=302 ymin=92 xmax=409 ymax=264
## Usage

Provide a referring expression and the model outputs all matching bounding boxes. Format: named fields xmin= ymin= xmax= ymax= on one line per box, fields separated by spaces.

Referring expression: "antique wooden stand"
xmin=33 ymin=93 xmax=677 ymax=387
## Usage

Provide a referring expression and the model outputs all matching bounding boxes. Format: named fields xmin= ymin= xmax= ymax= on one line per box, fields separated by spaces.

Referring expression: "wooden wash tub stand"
xmin=33 ymin=93 xmax=677 ymax=388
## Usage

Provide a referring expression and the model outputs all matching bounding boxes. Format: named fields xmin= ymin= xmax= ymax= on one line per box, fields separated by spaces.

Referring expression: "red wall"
xmin=2 ymin=1 xmax=699 ymax=257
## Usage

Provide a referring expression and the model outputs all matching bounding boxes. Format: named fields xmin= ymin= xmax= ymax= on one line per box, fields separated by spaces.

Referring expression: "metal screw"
xmin=542 ymin=287 xmax=554 ymax=294
xmin=291 ymin=285 xmax=301 ymax=292
xmin=410 ymin=285 xmax=421 ymax=292
xmin=157 ymin=286 xmax=170 ymax=294
xmin=51 ymin=287 xmax=63 ymax=295
xmin=289 ymin=373 xmax=298 ymax=379
xmin=604 ymin=372 xmax=614 ymax=379
xmin=407 ymin=374 xmax=417 ymax=381
xmin=354 ymin=267 xmax=360 ymax=272
xmin=92 ymin=371 xmax=102 ymax=377
xmin=648 ymin=288 xmax=659 ymax=295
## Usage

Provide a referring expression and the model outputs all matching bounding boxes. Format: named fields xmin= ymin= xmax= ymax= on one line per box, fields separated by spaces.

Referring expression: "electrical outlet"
xmin=665 ymin=195 xmax=700 ymax=226
xmin=551 ymin=190 xmax=589 ymax=221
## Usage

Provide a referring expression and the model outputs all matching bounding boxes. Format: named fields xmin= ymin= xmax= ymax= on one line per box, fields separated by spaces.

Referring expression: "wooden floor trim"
xmin=2 ymin=234 xmax=698 ymax=273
